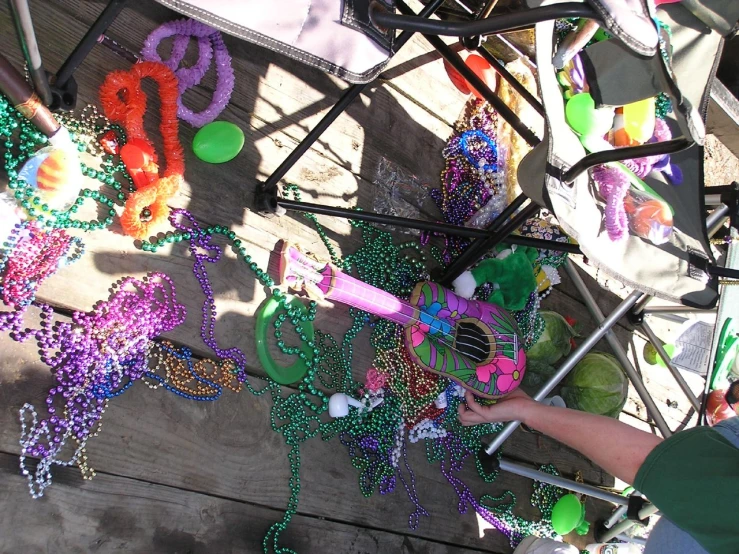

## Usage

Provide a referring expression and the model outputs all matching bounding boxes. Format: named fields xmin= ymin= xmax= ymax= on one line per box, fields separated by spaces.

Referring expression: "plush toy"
xmin=452 ymin=245 xmax=539 ymax=311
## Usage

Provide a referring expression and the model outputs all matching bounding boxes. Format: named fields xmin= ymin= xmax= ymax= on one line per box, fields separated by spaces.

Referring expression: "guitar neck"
xmin=282 ymin=244 xmax=418 ymax=327
xmin=319 ymin=267 xmax=418 ymax=327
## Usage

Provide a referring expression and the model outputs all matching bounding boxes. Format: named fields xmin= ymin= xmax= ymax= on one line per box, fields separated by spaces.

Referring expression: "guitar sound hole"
xmin=455 ymin=322 xmax=491 ymax=363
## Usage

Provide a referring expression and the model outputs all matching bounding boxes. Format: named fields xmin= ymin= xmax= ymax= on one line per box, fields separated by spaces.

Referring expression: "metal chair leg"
xmin=482 ymin=288 xmax=645 ymax=455
xmin=564 ymin=260 xmax=673 ymax=437
xmin=640 ymin=320 xmax=702 ymax=412
xmin=9 ymin=0 xmax=53 ymax=106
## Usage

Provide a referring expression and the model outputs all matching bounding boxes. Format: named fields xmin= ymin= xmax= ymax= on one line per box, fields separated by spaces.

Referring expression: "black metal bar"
xmin=474 ymin=45 xmax=545 ymax=117
xmin=9 ymin=0 xmax=53 ymax=106
xmin=54 ymin=0 xmax=129 ymax=88
xmin=439 ymin=201 xmax=541 ymax=285
xmin=484 ymin=193 xmax=528 ymax=232
xmin=370 ymin=2 xmax=597 ymax=36
xmin=261 ymin=87 xmax=364 ymax=193
xmin=708 ymin=266 xmax=739 ymax=279
xmin=562 ymin=138 xmax=693 ymax=183
xmin=277 ymin=198 xmax=580 ymax=254
xmin=395 ymin=0 xmax=540 ymax=147
xmin=479 ymin=0 xmax=500 ymax=20
xmin=258 ymin=0 xmax=446 ymax=199
xmin=506 ymin=235 xmax=581 ymax=253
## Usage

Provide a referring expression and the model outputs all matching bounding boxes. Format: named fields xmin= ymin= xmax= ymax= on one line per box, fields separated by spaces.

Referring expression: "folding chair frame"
xmin=10 ymin=0 xmax=739 ymax=543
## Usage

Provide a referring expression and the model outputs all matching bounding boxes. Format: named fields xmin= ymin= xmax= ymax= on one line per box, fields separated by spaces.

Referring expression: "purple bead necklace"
xmin=16 ymin=272 xmax=186 ymax=497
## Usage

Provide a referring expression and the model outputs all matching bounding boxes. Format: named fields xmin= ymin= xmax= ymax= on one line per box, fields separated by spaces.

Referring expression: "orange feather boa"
xmin=99 ymin=61 xmax=184 ymax=239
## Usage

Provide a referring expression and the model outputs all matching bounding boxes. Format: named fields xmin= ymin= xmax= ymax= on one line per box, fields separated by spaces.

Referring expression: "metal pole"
xmin=641 ymin=320 xmax=702 ymax=411
xmin=705 ymin=194 xmax=722 ymax=206
xmin=642 ymin=305 xmax=716 ymax=314
xmin=499 ymin=459 xmax=630 ymax=506
xmin=561 ymin=139 xmax=692 ymax=184
xmin=598 ymin=503 xmax=660 ymax=542
xmin=474 ymin=45 xmax=545 ymax=117
xmin=439 ymin=201 xmax=541 ymax=285
xmin=259 ymin=0 xmax=445 ymax=195
xmin=371 ymin=2 xmax=596 ymax=37
xmin=617 ymin=534 xmax=647 ymax=546
xmin=9 ymin=0 xmax=53 ymax=105
xmin=277 ymin=199 xmax=581 ymax=254
xmin=261 ymin=86 xmax=365 ymax=191
xmin=483 ymin=289 xmax=644 ymax=454
xmin=54 ymin=0 xmax=130 ymax=88
xmin=565 ymin=260 xmax=673 ymax=437
xmin=649 ymin=313 xmax=689 ymax=324
xmin=479 ymin=0 xmax=500 ymax=20
xmin=395 ymin=0 xmax=540 ymax=147
xmin=707 ymin=204 xmax=730 ymax=238
xmin=603 ymin=505 xmax=629 ymax=528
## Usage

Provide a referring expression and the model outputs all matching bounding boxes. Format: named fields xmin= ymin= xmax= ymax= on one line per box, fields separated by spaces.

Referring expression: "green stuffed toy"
xmin=452 ymin=245 xmax=538 ymax=311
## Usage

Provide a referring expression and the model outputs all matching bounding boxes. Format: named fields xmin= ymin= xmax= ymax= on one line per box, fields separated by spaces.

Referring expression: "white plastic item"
xmin=513 ymin=536 xmax=579 ymax=554
xmin=585 ymin=542 xmax=642 ymax=554
xmin=327 ymin=393 xmax=363 ymax=418
xmin=543 ymin=395 xmax=567 ymax=408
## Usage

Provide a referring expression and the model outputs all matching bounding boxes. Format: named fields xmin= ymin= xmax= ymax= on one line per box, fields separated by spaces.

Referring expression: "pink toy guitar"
xmin=280 ymin=244 xmax=526 ymax=398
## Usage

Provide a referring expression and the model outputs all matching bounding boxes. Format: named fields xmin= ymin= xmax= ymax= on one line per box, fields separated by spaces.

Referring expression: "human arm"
xmin=457 ymin=389 xmax=663 ymax=484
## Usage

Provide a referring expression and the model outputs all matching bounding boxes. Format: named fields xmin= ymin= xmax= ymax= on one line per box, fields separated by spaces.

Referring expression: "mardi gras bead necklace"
xmin=141 ymin=18 xmax=235 ymax=128
xmin=427 ymin=101 xmax=508 ymax=264
xmin=99 ymin=61 xmax=184 ymax=239
xmin=143 ymin=340 xmax=242 ymax=400
xmin=15 ymin=272 xmax=186 ymax=497
xmin=0 ymin=94 xmax=121 ymax=230
xmin=0 ymin=221 xmax=83 ymax=340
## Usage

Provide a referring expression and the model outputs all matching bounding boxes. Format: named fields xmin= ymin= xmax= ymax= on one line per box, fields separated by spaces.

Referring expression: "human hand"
xmin=457 ymin=389 xmax=536 ymax=426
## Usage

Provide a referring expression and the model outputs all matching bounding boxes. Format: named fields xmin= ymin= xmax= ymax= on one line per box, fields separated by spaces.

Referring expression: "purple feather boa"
xmin=142 ymin=19 xmax=235 ymax=127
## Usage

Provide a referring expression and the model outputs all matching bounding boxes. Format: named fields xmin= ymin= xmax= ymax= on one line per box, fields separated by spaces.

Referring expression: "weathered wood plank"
xmin=0 ymin=0 xmax=615 ymax=486
xmin=0 ymin=452 xmax=495 ymax=554
xmin=46 ymin=0 xmax=459 ymax=191
xmin=0 ymin=320 xmax=614 ymax=552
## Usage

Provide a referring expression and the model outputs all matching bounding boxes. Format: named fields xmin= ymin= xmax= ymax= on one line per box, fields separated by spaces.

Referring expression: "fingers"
xmin=463 ymin=390 xmax=490 ymax=417
xmin=457 ymin=391 xmax=497 ymax=426
xmin=457 ymin=408 xmax=489 ymax=426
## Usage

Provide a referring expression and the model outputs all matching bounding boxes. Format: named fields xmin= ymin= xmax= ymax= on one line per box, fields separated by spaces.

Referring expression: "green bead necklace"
xmin=0 ymin=94 xmax=126 ymax=230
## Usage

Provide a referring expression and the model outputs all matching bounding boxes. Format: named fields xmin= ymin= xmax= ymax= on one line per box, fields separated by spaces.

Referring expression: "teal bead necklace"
xmin=0 ymin=95 xmax=128 ymax=230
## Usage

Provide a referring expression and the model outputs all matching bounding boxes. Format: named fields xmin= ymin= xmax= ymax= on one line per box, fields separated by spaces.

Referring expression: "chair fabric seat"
xmin=519 ymin=0 xmax=728 ymax=308
xmin=154 ymin=0 xmax=392 ymax=83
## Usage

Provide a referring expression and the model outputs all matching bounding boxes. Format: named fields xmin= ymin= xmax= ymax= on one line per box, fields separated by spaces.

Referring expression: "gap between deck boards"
xmin=0 ymin=452 xmax=503 ymax=554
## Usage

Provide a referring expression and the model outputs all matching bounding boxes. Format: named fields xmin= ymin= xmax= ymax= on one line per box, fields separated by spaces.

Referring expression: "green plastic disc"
xmin=565 ymin=92 xmax=614 ymax=138
xmin=192 ymin=121 xmax=244 ymax=164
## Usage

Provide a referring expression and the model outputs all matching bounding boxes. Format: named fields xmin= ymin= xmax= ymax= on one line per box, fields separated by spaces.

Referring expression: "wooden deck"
xmin=0 ymin=1 xmax=714 ymax=552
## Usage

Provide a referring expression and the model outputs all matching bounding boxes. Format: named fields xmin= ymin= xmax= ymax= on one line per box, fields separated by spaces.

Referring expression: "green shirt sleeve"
xmin=634 ymin=426 xmax=739 ymax=554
